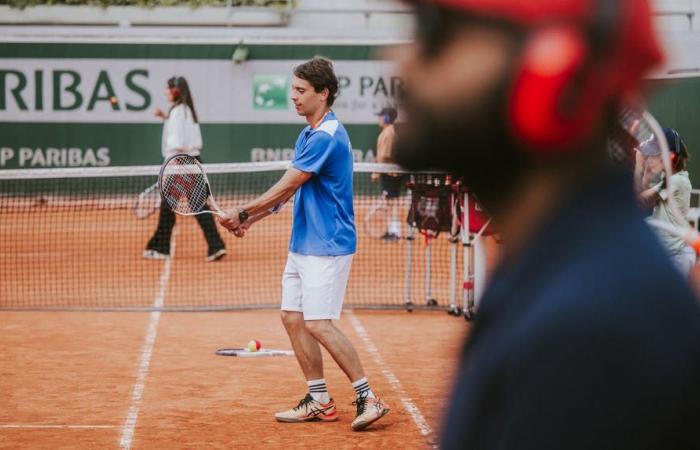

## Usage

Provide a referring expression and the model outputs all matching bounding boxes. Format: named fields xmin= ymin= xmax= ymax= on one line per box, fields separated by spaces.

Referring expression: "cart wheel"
xmin=426 ymin=298 xmax=438 ymax=307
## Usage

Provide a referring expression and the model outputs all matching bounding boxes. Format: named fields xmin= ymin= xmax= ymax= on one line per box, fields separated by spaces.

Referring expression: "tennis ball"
xmin=247 ymin=339 xmax=261 ymax=352
xmin=109 ymin=96 xmax=118 ymax=104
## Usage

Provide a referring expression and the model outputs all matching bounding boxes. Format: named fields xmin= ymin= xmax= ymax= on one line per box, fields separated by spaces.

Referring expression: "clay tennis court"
xmin=0 ymin=310 xmax=466 ymax=449
xmin=0 ymin=184 xmax=470 ymax=449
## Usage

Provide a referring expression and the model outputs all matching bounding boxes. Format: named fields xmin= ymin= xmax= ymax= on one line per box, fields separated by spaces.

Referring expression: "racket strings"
xmin=609 ymin=107 xmax=656 ymax=169
xmin=160 ymin=156 xmax=211 ymax=214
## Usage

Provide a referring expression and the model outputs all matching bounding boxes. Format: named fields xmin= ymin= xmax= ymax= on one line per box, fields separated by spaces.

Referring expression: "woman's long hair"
xmin=167 ymin=76 xmax=199 ymax=123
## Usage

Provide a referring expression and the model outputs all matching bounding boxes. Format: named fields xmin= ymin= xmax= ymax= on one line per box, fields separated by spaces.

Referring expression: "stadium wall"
xmin=1 ymin=41 xmax=700 ymax=186
xmin=0 ymin=42 xmax=396 ymax=169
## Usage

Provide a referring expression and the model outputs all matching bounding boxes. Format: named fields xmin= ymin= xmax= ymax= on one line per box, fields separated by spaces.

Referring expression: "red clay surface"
xmin=0 ymin=310 xmax=468 ymax=449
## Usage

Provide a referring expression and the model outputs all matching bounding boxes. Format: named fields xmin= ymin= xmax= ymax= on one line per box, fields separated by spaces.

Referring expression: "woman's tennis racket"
xmin=159 ymin=153 xmax=224 ymax=217
xmin=609 ymin=105 xmax=700 ymax=253
xmin=133 ymin=182 xmax=161 ymax=219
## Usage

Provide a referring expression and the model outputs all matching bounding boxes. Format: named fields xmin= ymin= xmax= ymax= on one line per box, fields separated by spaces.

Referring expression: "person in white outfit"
xmin=636 ymin=127 xmax=695 ymax=277
xmin=143 ymin=76 xmax=226 ymax=262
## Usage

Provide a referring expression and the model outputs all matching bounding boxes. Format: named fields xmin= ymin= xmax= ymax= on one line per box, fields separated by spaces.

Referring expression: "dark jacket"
xmin=441 ymin=169 xmax=700 ymax=450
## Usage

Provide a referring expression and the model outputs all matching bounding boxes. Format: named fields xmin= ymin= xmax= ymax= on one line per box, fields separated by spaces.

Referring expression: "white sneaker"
xmin=274 ymin=394 xmax=338 ymax=423
xmin=351 ymin=394 xmax=390 ymax=431
xmin=143 ymin=249 xmax=169 ymax=260
xmin=206 ymin=248 xmax=227 ymax=262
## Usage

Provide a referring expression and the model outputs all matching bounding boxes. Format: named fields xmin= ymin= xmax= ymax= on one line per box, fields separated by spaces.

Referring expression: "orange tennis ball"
xmin=247 ymin=339 xmax=261 ymax=352
xmin=109 ymin=96 xmax=118 ymax=104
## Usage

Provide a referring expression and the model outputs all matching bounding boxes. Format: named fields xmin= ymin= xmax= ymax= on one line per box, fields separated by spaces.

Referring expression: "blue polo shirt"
xmin=289 ymin=111 xmax=356 ymax=256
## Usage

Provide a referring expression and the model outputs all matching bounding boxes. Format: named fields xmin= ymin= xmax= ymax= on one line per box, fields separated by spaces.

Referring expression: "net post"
xmin=404 ymin=224 xmax=415 ymax=312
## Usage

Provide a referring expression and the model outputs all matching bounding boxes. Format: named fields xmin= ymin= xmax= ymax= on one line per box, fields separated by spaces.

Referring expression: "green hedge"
xmin=2 ymin=0 xmax=292 ymax=9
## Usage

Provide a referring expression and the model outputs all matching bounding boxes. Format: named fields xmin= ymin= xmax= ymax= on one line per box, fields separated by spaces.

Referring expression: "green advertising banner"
xmin=0 ymin=43 xmax=396 ymax=168
xmin=2 ymin=42 xmax=699 ymax=185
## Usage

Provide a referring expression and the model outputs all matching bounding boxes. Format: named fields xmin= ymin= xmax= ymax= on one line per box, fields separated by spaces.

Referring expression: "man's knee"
xmin=280 ymin=310 xmax=304 ymax=330
xmin=304 ymin=319 xmax=333 ymax=338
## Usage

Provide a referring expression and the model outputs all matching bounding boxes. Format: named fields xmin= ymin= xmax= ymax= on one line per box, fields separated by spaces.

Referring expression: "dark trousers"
xmin=146 ymin=203 xmax=225 ymax=255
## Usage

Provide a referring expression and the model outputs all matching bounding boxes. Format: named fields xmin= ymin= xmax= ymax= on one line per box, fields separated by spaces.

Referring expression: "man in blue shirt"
xmin=219 ymin=57 xmax=390 ymax=431
xmin=393 ymin=1 xmax=700 ymax=449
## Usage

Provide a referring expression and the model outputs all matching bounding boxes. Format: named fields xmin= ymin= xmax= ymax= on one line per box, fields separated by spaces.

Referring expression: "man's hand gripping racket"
xmin=159 ymin=154 xmax=286 ymax=236
xmin=219 ymin=203 xmax=285 ymax=238
xmin=159 ymin=154 xmax=225 ymax=217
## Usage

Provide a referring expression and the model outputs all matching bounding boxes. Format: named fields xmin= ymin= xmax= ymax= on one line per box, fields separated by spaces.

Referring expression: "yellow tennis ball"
xmin=247 ymin=339 xmax=261 ymax=352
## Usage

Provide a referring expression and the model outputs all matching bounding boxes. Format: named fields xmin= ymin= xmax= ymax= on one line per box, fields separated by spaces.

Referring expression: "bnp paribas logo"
xmin=253 ymin=74 xmax=289 ymax=110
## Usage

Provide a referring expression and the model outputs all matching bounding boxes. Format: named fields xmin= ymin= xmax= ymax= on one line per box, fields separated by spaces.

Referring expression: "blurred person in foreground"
xmin=372 ymin=106 xmax=403 ymax=241
xmin=394 ymin=1 xmax=700 ymax=449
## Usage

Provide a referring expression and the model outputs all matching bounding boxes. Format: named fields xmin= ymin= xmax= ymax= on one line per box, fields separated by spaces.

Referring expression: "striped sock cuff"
xmin=307 ymin=379 xmax=328 ymax=393
xmin=352 ymin=377 xmax=370 ymax=396
xmin=309 ymin=386 xmax=327 ymax=393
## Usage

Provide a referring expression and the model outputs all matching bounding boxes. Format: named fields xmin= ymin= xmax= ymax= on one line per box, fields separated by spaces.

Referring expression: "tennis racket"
xmin=215 ymin=348 xmax=294 ymax=357
xmin=159 ymin=153 xmax=289 ymax=220
xmin=159 ymin=154 xmax=224 ymax=217
xmin=133 ymin=182 xmax=161 ymax=219
xmin=609 ymin=105 xmax=700 ymax=253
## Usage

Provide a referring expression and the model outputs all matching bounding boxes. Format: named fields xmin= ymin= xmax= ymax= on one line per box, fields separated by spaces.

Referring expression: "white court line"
xmin=118 ymin=239 xmax=175 ymax=450
xmin=347 ymin=312 xmax=434 ymax=440
xmin=0 ymin=424 xmax=116 ymax=429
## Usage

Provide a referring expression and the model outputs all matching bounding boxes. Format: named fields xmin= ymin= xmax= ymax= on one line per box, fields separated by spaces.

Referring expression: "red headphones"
xmin=170 ymin=87 xmax=181 ymax=100
xmin=507 ymin=1 xmax=621 ymax=153
xmin=418 ymin=0 xmax=661 ymax=154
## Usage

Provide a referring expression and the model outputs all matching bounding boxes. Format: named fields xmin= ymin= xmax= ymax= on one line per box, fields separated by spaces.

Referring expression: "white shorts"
xmin=281 ymin=252 xmax=354 ymax=320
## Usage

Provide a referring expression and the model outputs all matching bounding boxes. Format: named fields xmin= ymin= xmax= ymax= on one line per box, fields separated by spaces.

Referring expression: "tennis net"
xmin=0 ymin=162 xmax=462 ymax=311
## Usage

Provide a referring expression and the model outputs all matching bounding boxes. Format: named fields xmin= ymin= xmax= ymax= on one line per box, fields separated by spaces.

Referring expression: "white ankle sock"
xmin=352 ymin=377 xmax=376 ymax=399
xmin=307 ymin=378 xmax=330 ymax=404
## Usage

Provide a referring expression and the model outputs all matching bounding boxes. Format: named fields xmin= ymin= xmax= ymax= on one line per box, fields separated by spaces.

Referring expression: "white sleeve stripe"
xmin=317 ymin=120 xmax=339 ymax=137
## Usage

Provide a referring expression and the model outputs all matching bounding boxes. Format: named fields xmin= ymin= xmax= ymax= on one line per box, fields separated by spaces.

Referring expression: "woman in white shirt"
xmin=143 ymin=76 xmax=226 ymax=262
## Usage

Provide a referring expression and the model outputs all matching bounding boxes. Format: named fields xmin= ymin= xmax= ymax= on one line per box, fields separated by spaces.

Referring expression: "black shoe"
xmin=206 ymin=248 xmax=227 ymax=262
xmin=381 ymin=233 xmax=401 ymax=242
xmin=143 ymin=249 xmax=169 ymax=260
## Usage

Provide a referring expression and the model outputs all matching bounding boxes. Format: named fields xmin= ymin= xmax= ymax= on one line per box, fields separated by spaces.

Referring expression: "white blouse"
xmin=161 ymin=103 xmax=203 ymax=159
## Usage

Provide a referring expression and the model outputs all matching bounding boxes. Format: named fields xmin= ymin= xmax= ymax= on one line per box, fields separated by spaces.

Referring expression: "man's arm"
xmin=372 ymin=127 xmax=396 ymax=181
xmin=228 ymin=208 xmax=274 ymax=238
xmin=217 ymin=167 xmax=311 ymax=232
xmin=376 ymin=127 xmax=395 ymax=163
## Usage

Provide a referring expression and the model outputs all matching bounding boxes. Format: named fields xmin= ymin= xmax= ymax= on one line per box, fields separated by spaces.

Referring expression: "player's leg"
xmin=304 ymin=319 xmax=364 ymax=381
xmin=275 ymin=254 xmax=337 ymax=423
xmin=388 ymin=196 xmax=401 ymax=239
xmin=282 ymin=310 xmax=324 ymax=380
xmin=194 ymin=209 xmax=226 ymax=262
xmin=381 ymin=174 xmax=402 ymax=241
xmin=144 ymin=203 xmax=175 ymax=259
xmin=299 ymin=254 xmax=390 ymax=430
